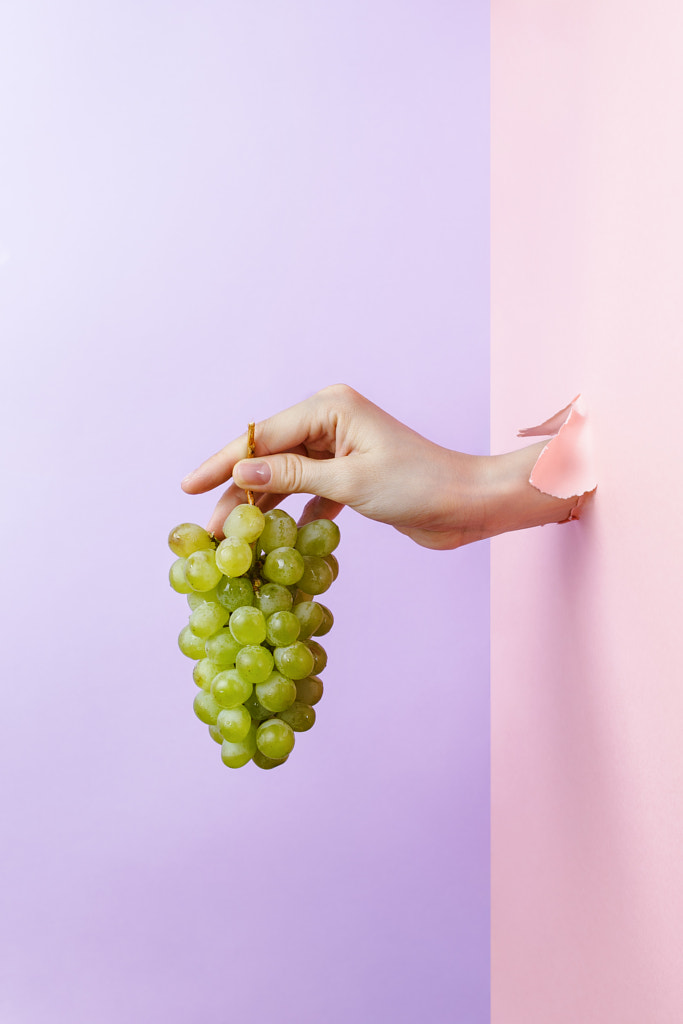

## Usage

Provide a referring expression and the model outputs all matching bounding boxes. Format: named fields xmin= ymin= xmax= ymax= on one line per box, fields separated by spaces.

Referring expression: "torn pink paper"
xmin=518 ymin=394 xmax=598 ymax=521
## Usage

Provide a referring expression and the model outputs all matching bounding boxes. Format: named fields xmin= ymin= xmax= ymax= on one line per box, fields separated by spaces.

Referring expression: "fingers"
xmin=297 ymin=496 xmax=345 ymax=526
xmin=232 ymin=450 xmax=356 ymax=506
xmin=181 ymin=391 xmax=333 ymax=494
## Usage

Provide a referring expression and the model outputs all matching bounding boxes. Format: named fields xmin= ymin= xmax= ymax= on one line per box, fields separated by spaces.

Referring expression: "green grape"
xmin=221 ymin=724 xmax=258 ymax=769
xmin=235 ymin=644 xmax=274 ymax=684
xmin=208 ymin=724 xmax=224 ymax=744
xmin=216 ymin=576 xmax=254 ymax=612
xmin=178 ymin=625 xmax=207 ymax=660
xmin=255 ymin=671 xmax=297 ymax=712
xmin=278 ymin=701 xmax=316 ymax=732
xmin=323 ymin=553 xmax=339 ymax=581
xmin=256 ymin=719 xmax=295 ymax=760
xmin=295 ymin=675 xmax=324 ymax=706
xmin=254 ymin=583 xmax=292 ymax=616
xmin=262 ymin=547 xmax=305 ymax=586
xmin=189 ymin=601 xmax=229 ymax=639
xmin=229 ymin=606 xmax=267 ymax=645
xmin=266 ymin=610 xmax=301 ymax=646
xmin=252 ymin=749 xmax=289 ymax=770
xmin=295 ymin=518 xmax=340 ymax=557
xmin=193 ymin=658 xmax=222 ymax=690
xmin=193 ymin=690 xmax=222 ymax=725
xmin=204 ymin=629 xmax=242 ymax=667
xmin=273 ymin=642 xmax=315 ymax=680
xmin=306 ymin=640 xmax=328 ymax=674
xmin=260 ymin=509 xmax=298 ymax=552
xmin=169 ymin=558 xmax=193 ymax=594
xmin=187 ymin=587 xmax=218 ymax=611
xmin=211 ymin=669 xmax=253 ymax=709
xmin=313 ymin=604 xmax=334 ymax=636
xmin=217 ymin=706 xmax=252 ymax=742
xmin=215 ymin=536 xmax=253 ymax=578
xmin=223 ymin=503 xmax=265 ymax=543
xmin=243 ymin=690 xmax=272 ymax=722
xmin=168 ymin=523 xmax=214 ymax=557
xmin=298 ymin=555 xmax=333 ymax=596
xmin=293 ymin=600 xmax=324 ymax=640
xmin=185 ymin=549 xmax=223 ymax=591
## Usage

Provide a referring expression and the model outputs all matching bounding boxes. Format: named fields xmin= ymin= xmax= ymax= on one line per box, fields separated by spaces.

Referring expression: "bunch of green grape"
xmin=168 ymin=505 xmax=339 ymax=770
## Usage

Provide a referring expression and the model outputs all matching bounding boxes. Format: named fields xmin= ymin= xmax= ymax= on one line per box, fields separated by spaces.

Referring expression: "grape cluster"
xmin=168 ymin=506 xmax=339 ymax=770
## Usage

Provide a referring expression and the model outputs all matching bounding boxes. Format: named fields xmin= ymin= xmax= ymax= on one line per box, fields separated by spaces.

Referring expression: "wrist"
xmin=479 ymin=442 xmax=581 ymax=539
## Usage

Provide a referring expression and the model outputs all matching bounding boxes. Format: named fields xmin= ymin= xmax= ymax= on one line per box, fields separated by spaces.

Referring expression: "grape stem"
xmin=245 ymin=421 xmax=262 ymax=593
xmin=245 ymin=421 xmax=256 ymax=505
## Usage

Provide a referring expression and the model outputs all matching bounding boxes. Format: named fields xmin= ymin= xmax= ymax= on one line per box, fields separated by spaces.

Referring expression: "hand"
xmin=180 ymin=384 xmax=491 ymax=550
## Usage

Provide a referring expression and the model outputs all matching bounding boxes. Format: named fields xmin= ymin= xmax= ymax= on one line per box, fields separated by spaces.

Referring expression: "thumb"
xmin=233 ymin=452 xmax=349 ymax=502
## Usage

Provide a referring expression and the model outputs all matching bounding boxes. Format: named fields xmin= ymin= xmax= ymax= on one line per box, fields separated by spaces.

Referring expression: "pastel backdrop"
xmin=0 ymin=4 xmax=490 ymax=1023
xmin=492 ymin=2 xmax=683 ymax=1021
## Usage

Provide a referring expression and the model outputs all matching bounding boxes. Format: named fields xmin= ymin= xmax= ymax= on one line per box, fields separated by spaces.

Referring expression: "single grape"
xmin=223 ymin=503 xmax=265 ymax=543
xmin=293 ymin=601 xmax=324 ymax=640
xmin=298 ymin=555 xmax=333 ymax=596
xmin=211 ymin=669 xmax=253 ymax=709
xmin=189 ymin=601 xmax=229 ymax=638
xmin=252 ymin=749 xmax=289 ymax=770
xmin=306 ymin=640 xmax=328 ymax=674
xmin=262 ymin=547 xmax=305 ymax=586
xmin=217 ymin=706 xmax=252 ymax=742
xmin=255 ymin=671 xmax=297 ymax=712
xmin=253 ymin=583 xmax=292 ymax=616
xmin=178 ymin=625 xmax=207 ymax=660
xmin=221 ymin=724 xmax=258 ymax=769
xmin=313 ymin=604 xmax=334 ymax=637
xmin=215 ymin=536 xmax=253 ymax=578
xmin=235 ymin=644 xmax=274 ymax=684
xmin=204 ymin=629 xmax=242 ymax=667
xmin=273 ymin=642 xmax=315 ymax=680
xmin=295 ymin=675 xmax=324 ymax=706
xmin=229 ymin=606 xmax=267 ymax=645
xmin=208 ymin=724 xmax=224 ymax=744
xmin=193 ymin=690 xmax=222 ymax=725
xmin=193 ymin=658 xmax=222 ymax=690
xmin=243 ymin=690 xmax=273 ymax=722
xmin=185 ymin=549 xmax=223 ymax=592
xmin=266 ymin=610 xmax=301 ymax=647
xmin=256 ymin=719 xmax=295 ymax=760
xmin=168 ymin=523 xmax=214 ymax=558
xmin=323 ymin=553 xmax=339 ymax=581
xmin=260 ymin=509 xmax=298 ymax=552
xmin=187 ymin=587 xmax=218 ymax=611
xmin=278 ymin=701 xmax=316 ymax=732
xmin=216 ymin=576 xmax=254 ymax=612
xmin=169 ymin=558 xmax=193 ymax=594
xmin=295 ymin=518 xmax=340 ymax=557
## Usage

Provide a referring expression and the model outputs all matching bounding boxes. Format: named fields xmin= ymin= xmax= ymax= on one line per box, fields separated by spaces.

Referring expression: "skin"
xmin=181 ymin=383 xmax=580 ymax=550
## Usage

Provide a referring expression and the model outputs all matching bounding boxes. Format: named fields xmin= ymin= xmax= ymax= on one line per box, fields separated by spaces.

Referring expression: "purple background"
xmin=0 ymin=3 xmax=489 ymax=1022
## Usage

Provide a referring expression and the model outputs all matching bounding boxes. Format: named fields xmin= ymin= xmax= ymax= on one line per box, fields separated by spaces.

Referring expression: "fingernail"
xmin=235 ymin=461 xmax=271 ymax=486
xmin=181 ymin=472 xmax=195 ymax=486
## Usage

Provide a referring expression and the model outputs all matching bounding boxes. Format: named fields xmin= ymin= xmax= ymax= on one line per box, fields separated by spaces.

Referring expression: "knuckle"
xmin=279 ymin=453 xmax=305 ymax=492
xmin=319 ymin=382 xmax=358 ymax=406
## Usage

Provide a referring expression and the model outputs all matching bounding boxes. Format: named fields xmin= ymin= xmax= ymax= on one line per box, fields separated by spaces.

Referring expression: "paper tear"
xmin=518 ymin=394 xmax=598 ymax=521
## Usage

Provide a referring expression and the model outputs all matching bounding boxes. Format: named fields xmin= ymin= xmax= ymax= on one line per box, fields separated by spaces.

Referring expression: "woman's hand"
xmin=181 ymin=383 xmax=583 ymax=549
xmin=181 ymin=384 xmax=490 ymax=550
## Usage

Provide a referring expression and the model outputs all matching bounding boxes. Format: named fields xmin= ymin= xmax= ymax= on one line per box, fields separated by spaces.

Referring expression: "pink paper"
xmin=518 ymin=394 xmax=597 ymax=519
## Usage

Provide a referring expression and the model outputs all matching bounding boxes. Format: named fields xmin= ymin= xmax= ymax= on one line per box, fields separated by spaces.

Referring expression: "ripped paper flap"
xmin=518 ymin=394 xmax=598 ymax=516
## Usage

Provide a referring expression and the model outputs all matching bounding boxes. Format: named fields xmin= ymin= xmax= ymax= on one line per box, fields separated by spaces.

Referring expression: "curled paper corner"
xmin=518 ymin=394 xmax=598 ymax=522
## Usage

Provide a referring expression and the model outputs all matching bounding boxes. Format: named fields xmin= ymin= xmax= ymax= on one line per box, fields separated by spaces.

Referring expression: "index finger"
xmin=180 ymin=391 xmax=331 ymax=494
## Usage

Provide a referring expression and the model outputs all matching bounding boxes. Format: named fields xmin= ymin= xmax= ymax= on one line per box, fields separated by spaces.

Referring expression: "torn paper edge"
xmin=517 ymin=394 xmax=598 ymax=522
